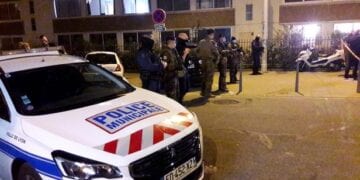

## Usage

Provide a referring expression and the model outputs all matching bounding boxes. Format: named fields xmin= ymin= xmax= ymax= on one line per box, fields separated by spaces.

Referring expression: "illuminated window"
xmin=293 ymin=24 xmax=320 ymax=40
xmin=123 ymin=0 xmax=150 ymax=14
xmin=87 ymin=0 xmax=114 ymax=16
xmin=334 ymin=23 xmax=360 ymax=33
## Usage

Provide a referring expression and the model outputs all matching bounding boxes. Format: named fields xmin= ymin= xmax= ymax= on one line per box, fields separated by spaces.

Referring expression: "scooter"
xmin=296 ymin=48 xmax=345 ymax=72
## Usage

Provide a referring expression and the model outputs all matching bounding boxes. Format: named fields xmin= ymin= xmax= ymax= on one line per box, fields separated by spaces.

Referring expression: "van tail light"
xmin=115 ymin=64 xmax=122 ymax=72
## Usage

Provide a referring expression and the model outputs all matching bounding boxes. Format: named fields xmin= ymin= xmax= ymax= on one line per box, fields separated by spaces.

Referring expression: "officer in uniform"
xmin=176 ymin=33 xmax=191 ymax=104
xmin=229 ymin=36 xmax=244 ymax=83
xmin=161 ymin=36 xmax=183 ymax=102
xmin=216 ymin=34 xmax=229 ymax=93
xmin=251 ymin=35 xmax=264 ymax=75
xmin=196 ymin=29 xmax=220 ymax=98
xmin=136 ymin=36 xmax=167 ymax=93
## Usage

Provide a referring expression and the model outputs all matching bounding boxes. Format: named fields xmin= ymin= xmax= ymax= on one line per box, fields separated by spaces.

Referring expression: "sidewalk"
xmin=126 ymin=71 xmax=360 ymax=98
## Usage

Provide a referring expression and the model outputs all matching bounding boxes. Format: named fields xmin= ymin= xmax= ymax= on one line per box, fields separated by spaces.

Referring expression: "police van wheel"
xmin=17 ymin=163 xmax=41 ymax=180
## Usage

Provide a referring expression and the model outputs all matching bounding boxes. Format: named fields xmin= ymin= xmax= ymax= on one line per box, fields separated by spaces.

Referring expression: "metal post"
xmin=261 ymin=0 xmax=269 ymax=73
xmin=159 ymin=31 xmax=162 ymax=49
xmin=295 ymin=62 xmax=300 ymax=93
xmin=357 ymin=62 xmax=360 ymax=93
xmin=238 ymin=61 xmax=243 ymax=94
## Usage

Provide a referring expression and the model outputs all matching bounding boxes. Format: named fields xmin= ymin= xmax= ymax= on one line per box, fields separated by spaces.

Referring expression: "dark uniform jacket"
xmin=160 ymin=46 xmax=183 ymax=81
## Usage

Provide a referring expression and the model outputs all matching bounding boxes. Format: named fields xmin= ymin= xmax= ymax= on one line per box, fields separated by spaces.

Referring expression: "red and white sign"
xmin=152 ymin=8 xmax=167 ymax=24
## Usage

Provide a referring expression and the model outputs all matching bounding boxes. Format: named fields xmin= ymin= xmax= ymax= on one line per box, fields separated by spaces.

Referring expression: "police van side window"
xmin=0 ymin=91 xmax=9 ymax=121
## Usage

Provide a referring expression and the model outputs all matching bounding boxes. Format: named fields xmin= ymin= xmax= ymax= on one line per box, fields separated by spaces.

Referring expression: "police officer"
xmin=229 ymin=37 xmax=243 ymax=84
xmin=136 ymin=36 xmax=167 ymax=93
xmin=196 ymin=29 xmax=220 ymax=98
xmin=161 ymin=36 xmax=183 ymax=102
xmin=251 ymin=35 xmax=264 ymax=75
xmin=216 ymin=34 xmax=229 ymax=93
xmin=176 ymin=33 xmax=191 ymax=104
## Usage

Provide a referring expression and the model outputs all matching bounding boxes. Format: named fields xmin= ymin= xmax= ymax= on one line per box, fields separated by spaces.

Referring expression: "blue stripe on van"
xmin=0 ymin=138 xmax=62 ymax=179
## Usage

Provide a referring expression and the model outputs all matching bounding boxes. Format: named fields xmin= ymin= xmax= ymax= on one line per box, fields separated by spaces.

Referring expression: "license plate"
xmin=163 ymin=157 xmax=197 ymax=180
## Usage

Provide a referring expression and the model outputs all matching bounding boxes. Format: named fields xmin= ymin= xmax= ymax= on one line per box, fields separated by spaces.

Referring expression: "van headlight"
xmin=52 ymin=151 xmax=122 ymax=179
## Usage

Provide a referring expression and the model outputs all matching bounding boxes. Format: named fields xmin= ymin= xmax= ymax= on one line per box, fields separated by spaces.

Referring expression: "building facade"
xmin=0 ymin=0 xmax=359 ymax=52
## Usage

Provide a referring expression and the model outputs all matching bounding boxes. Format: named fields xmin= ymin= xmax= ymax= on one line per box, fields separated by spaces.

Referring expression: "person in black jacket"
xmin=136 ymin=36 xmax=167 ymax=92
xmin=251 ymin=35 xmax=264 ymax=75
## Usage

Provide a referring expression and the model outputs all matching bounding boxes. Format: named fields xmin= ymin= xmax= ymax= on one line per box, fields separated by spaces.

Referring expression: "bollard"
xmin=295 ymin=62 xmax=300 ymax=93
xmin=238 ymin=62 xmax=243 ymax=94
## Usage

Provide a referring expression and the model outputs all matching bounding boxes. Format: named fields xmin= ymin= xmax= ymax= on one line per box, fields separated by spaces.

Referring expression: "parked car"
xmin=0 ymin=48 xmax=204 ymax=180
xmin=86 ymin=51 xmax=125 ymax=77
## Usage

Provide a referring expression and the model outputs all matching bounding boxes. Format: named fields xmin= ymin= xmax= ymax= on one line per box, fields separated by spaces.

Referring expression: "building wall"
xmin=2 ymin=0 xmax=360 ymax=51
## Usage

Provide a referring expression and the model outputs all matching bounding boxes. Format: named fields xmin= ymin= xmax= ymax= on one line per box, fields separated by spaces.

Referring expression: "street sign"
xmin=152 ymin=9 xmax=166 ymax=24
xmin=154 ymin=23 xmax=166 ymax=32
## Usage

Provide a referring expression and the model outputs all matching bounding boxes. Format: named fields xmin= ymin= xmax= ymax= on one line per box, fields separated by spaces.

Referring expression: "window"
xmin=292 ymin=24 xmax=320 ymax=40
xmin=123 ymin=33 xmax=138 ymax=50
xmin=161 ymin=30 xmax=190 ymax=43
xmin=334 ymin=23 xmax=360 ymax=34
xmin=54 ymin=0 xmax=81 ymax=18
xmin=246 ymin=4 xmax=253 ymax=21
xmin=0 ymin=3 xmax=20 ymax=21
xmin=31 ymin=18 xmax=36 ymax=31
xmin=58 ymin=35 xmax=71 ymax=52
xmin=197 ymin=28 xmax=231 ymax=41
xmin=0 ymin=91 xmax=9 ymax=121
xmin=104 ymin=33 xmax=117 ymax=51
xmin=0 ymin=37 xmax=23 ymax=50
xmin=57 ymin=34 xmax=84 ymax=55
xmin=87 ymin=0 xmax=114 ymax=16
xmin=90 ymin=34 xmax=104 ymax=50
xmin=158 ymin=0 xmax=190 ymax=11
xmin=123 ymin=32 xmax=152 ymax=50
xmin=285 ymin=0 xmax=322 ymax=2
xmin=2 ymin=63 xmax=132 ymax=115
xmin=29 ymin=1 xmax=35 ymax=14
xmin=123 ymin=0 xmax=150 ymax=14
xmin=137 ymin=32 xmax=152 ymax=42
xmin=196 ymin=0 xmax=231 ymax=9
xmin=90 ymin=33 xmax=117 ymax=51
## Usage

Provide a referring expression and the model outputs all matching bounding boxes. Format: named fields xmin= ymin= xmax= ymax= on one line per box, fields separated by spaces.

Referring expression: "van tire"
xmin=17 ymin=163 xmax=42 ymax=180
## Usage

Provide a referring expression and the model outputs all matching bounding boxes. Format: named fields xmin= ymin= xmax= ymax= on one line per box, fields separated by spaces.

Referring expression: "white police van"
xmin=0 ymin=48 xmax=203 ymax=180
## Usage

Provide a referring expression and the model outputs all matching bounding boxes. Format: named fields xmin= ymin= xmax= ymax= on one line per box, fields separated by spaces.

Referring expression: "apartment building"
xmin=0 ymin=0 xmax=359 ymax=52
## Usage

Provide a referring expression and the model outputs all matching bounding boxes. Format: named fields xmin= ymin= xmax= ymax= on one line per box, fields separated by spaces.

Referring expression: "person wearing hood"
xmin=136 ymin=36 xmax=167 ymax=92
xmin=229 ymin=36 xmax=244 ymax=83
xmin=251 ymin=35 xmax=264 ymax=75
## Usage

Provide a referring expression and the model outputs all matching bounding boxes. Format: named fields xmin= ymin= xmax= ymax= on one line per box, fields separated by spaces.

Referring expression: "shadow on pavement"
xmin=203 ymin=135 xmax=218 ymax=180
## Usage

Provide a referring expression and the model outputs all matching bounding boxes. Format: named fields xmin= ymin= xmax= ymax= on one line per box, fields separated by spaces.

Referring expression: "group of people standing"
xmin=136 ymin=33 xmax=190 ymax=104
xmin=136 ymin=29 xmax=247 ymax=103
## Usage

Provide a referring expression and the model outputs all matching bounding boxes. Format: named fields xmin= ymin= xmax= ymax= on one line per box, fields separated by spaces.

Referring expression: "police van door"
xmin=0 ymin=88 xmax=13 ymax=180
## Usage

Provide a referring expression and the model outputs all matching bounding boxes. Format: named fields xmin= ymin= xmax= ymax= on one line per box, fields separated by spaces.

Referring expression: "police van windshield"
xmin=2 ymin=63 xmax=134 ymax=115
xmin=86 ymin=54 xmax=117 ymax=64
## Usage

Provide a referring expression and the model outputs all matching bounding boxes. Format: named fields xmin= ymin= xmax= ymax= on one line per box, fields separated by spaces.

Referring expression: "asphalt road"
xmin=126 ymin=71 xmax=360 ymax=180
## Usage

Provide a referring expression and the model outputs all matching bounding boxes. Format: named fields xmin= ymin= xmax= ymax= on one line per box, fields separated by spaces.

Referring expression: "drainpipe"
xmin=262 ymin=0 xmax=269 ymax=72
